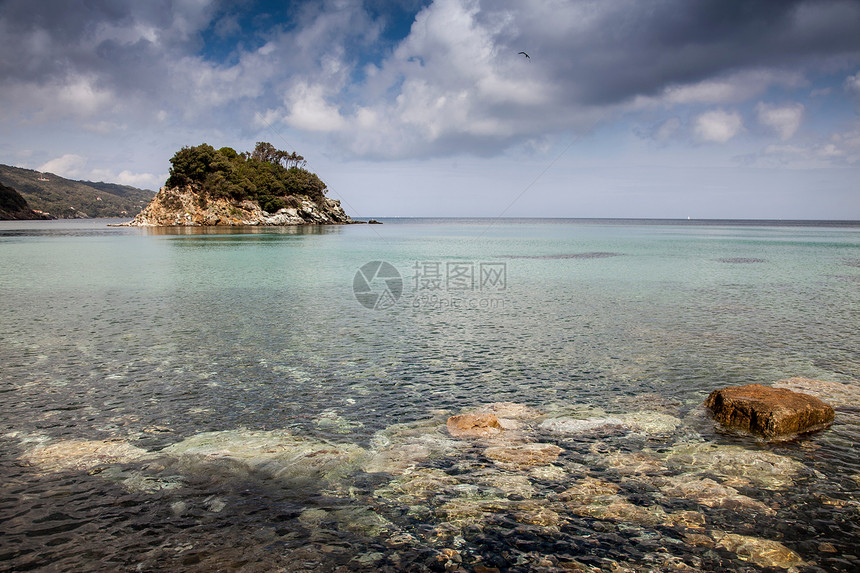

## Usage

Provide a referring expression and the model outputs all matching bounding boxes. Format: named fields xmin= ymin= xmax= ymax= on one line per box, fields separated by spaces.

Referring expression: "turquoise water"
xmin=1 ymin=218 xmax=859 ymax=571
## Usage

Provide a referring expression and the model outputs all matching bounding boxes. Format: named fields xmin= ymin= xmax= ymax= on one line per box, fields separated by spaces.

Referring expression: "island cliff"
xmin=128 ymin=185 xmax=351 ymax=226
xmin=127 ymin=142 xmax=352 ymax=226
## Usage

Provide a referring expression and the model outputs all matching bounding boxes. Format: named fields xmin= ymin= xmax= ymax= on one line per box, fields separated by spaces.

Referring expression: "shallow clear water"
xmin=1 ymin=218 xmax=858 ymax=572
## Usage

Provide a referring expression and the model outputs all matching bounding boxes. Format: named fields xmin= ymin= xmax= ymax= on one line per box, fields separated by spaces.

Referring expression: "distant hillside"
xmin=0 ymin=182 xmax=52 ymax=220
xmin=0 ymin=164 xmax=155 ymax=218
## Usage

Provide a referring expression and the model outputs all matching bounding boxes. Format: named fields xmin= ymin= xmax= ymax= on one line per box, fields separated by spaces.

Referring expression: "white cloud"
xmin=741 ymin=121 xmax=860 ymax=168
xmin=756 ymin=102 xmax=804 ymax=140
xmin=284 ymin=82 xmax=346 ymax=132
xmin=89 ymin=168 xmax=162 ymax=188
xmin=693 ymin=109 xmax=744 ymax=143
xmin=38 ymin=154 xmax=88 ymax=178
xmin=846 ymin=71 xmax=860 ymax=94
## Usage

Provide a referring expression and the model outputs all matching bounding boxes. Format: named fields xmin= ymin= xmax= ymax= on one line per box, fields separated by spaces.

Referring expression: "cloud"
xmin=3 ymin=0 xmax=860 ymax=180
xmin=694 ymin=109 xmax=744 ymax=143
xmin=846 ymin=71 xmax=860 ymax=94
xmin=756 ymin=102 xmax=804 ymax=140
xmin=284 ymin=82 xmax=347 ymax=132
xmin=90 ymin=168 xmax=162 ymax=189
xmin=740 ymin=120 xmax=860 ymax=168
xmin=38 ymin=154 xmax=88 ymax=178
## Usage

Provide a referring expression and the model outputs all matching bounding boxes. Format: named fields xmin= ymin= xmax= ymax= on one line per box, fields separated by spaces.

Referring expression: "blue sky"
xmin=1 ymin=0 xmax=859 ymax=219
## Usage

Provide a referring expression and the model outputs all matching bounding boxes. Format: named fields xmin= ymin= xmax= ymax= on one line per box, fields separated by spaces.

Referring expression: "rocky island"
xmin=127 ymin=142 xmax=352 ymax=226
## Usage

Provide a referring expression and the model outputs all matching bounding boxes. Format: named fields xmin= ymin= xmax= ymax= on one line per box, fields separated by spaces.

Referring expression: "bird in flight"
xmin=518 ymin=51 xmax=530 ymax=59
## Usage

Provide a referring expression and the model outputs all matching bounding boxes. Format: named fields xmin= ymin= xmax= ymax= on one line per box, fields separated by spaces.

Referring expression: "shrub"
xmin=164 ymin=142 xmax=327 ymax=209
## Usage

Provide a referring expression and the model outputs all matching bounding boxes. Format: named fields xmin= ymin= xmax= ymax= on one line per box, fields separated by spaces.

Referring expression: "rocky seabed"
xmin=8 ymin=380 xmax=860 ymax=572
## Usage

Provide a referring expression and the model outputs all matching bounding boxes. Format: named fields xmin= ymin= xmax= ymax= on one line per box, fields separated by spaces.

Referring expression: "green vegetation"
xmin=0 ymin=182 xmax=51 ymax=220
xmin=0 ymin=164 xmax=155 ymax=218
xmin=165 ymin=142 xmax=327 ymax=212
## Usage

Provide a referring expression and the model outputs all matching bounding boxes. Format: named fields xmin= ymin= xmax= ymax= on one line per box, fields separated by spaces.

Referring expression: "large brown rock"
xmin=446 ymin=413 xmax=503 ymax=438
xmin=704 ymin=384 xmax=834 ymax=438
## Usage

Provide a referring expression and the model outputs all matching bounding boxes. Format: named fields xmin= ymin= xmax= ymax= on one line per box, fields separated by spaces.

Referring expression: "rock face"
xmin=704 ymin=384 xmax=834 ymax=439
xmin=127 ymin=185 xmax=352 ymax=226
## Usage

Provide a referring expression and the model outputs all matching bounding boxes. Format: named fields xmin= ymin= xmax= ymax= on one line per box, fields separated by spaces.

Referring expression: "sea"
xmin=0 ymin=217 xmax=858 ymax=572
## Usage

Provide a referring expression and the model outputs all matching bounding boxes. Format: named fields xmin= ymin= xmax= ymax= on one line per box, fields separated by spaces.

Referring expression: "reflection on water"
xmin=0 ymin=219 xmax=859 ymax=571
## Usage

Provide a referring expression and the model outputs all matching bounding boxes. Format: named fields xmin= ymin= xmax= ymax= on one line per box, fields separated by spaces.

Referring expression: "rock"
xmin=483 ymin=443 xmax=563 ymax=468
xmin=539 ymin=416 xmax=626 ymax=434
xmin=529 ymin=465 xmax=566 ymax=481
xmin=436 ymin=496 xmax=511 ymax=525
xmin=314 ymin=409 xmax=364 ymax=433
xmin=373 ymin=468 xmax=460 ymax=503
xmin=598 ymin=450 xmax=665 ymax=475
xmin=160 ymin=428 xmax=366 ymax=483
xmin=565 ymin=494 xmax=671 ymax=527
xmin=20 ymin=438 xmax=152 ymax=473
xmin=127 ymin=185 xmax=352 ymax=226
xmin=365 ymin=415 xmax=464 ymax=474
xmin=683 ymin=533 xmax=715 ymax=548
xmin=713 ymin=532 xmax=806 ymax=570
xmin=475 ymin=402 xmax=542 ymax=431
xmin=704 ymin=384 xmax=834 ymax=438
xmin=657 ymin=476 xmax=775 ymax=515
xmin=663 ymin=442 xmax=803 ymax=490
xmin=298 ymin=508 xmax=328 ymax=526
xmin=446 ymin=413 xmax=503 ymax=438
xmin=514 ymin=506 xmax=560 ymax=526
xmin=478 ymin=472 xmax=536 ymax=499
xmin=540 ymin=411 xmax=682 ymax=436
xmin=619 ymin=412 xmax=683 ymax=434
xmin=554 ymin=477 xmax=620 ymax=500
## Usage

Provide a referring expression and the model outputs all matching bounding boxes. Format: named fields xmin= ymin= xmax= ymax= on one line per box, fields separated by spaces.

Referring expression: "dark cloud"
xmin=486 ymin=0 xmax=860 ymax=106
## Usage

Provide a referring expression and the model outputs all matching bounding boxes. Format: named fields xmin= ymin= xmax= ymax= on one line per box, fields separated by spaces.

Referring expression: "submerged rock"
xmin=483 ymin=443 xmax=563 ymax=469
xmin=478 ymin=472 xmax=537 ymax=499
xmin=539 ymin=416 xmax=626 ymax=434
xmin=619 ymin=411 xmax=683 ymax=434
xmin=704 ymin=384 xmax=834 ymax=439
xmin=160 ymin=428 xmax=366 ymax=483
xmin=364 ymin=416 xmax=463 ymax=474
xmin=663 ymin=442 xmax=804 ymax=489
xmin=20 ymin=438 xmax=152 ymax=473
xmin=713 ymin=532 xmax=806 ymax=570
xmin=474 ymin=402 xmax=543 ymax=431
xmin=314 ymin=409 xmax=364 ymax=433
xmin=373 ymin=468 xmax=460 ymax=503
xmin=598 ymin=450 xmax=666 ymax=476
xmin=656 ymin=476 xmax=775 ymax=515
xmin=447 ymin=413 xmax=504 ymax=438
xmin=539 ymin=411 xmax=682 ymax=436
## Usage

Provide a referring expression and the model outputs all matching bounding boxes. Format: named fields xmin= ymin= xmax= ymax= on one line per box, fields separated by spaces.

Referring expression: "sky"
xmin=1 ymin=0 xmax=859 ymax=219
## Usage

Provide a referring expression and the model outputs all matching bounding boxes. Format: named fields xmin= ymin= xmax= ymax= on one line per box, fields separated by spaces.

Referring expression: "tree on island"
xmin=165 ymin=142 xmax=325 ymax=214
